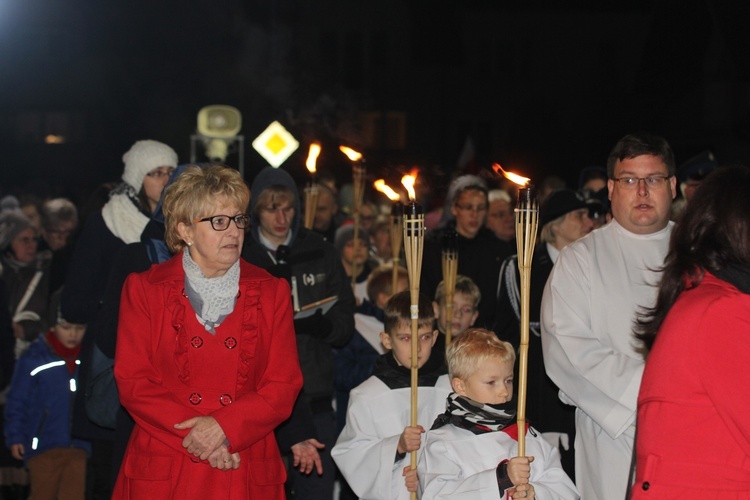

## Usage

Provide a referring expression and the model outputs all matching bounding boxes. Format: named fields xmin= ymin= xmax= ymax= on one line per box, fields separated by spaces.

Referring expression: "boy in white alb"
xmin=419 ymin=329 xmax=578 ymax=499
xmin=332 ymin=291 xmax=451 ymax=499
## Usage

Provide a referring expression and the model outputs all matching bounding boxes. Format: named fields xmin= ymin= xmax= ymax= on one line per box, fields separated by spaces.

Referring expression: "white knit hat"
xmin=121 ymin=140 xmax=178 ymax=189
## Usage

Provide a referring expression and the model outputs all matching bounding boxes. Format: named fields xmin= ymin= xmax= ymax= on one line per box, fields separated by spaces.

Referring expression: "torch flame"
xmin=339 ymin=146 xmax=363 ymax=162
xmin=306 ymin=143 xmax=321 ymax=174
xmin=492 ymin=163 xmax=530 ymax=187
xmin=374 ymin=179 xmax=401 ymax=202
xmin=401 ymin=168 xmax=419 ymax=200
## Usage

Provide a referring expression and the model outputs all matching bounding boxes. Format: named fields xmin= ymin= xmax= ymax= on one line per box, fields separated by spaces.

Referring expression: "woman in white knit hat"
xmin=59 ymin=139 xmax=178 ymax=499
xmin=102 ymin=139 xmax=179 ymax=245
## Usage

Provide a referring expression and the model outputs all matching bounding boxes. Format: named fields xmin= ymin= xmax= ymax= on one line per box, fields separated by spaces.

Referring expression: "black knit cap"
xmin=47 ymin=287 xmax=86 ymax=326
xmin=539 ymin=189 xmax=588 ymax=228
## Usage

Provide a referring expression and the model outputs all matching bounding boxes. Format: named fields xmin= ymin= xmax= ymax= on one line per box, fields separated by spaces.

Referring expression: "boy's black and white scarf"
xmin=372 ymin=350 xmax=445 ymax=390
xmin=431 ymin=393 xmax=516 ymax=435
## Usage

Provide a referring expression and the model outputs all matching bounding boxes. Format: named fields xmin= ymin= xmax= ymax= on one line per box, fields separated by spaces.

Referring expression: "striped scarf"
xmin=431 ymin=393 xmax=516 ymax=434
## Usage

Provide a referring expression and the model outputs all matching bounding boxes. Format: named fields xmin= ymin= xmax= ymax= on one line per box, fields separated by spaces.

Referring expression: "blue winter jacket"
xmin=4 ymin=335 xmax=91 ymax=463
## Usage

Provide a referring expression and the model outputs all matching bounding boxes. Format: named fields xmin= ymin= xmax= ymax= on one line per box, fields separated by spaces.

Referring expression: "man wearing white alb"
xmin=541 ymin=133 xmax=677 ymax=499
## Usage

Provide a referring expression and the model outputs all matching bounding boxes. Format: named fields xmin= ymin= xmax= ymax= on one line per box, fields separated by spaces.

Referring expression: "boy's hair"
xmin=447 ymin=328 xmax=515 ymax=380
xmin=252 ymin=185 xmax=296 ymax=215
xmin=434 ymin=275 xmax=481 ymax=308
xmin=366 ymin=264 xmax=407 ymax=303
xmin=383 ymin=290 xmax=435 ymax=334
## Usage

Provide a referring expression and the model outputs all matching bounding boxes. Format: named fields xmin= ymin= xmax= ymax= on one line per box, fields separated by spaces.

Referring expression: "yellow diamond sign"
xmin=252 ymin=121 xmax=299 ymax=167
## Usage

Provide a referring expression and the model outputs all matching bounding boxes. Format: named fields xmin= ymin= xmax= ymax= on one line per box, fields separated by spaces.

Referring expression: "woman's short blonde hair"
xmin=162 ymin=165 xmax=250 ymax=253
xmin=540 ymin=213 xmax=566 ymax=244
xmin=447 ymin=328 xmax=515 ymax=380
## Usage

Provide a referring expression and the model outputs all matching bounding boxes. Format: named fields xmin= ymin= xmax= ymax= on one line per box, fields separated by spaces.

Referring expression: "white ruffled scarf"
xmin=101 ymin=184 xmax=149 ymax=244
xmin=182 ymin=248 xmax=240 ymax=333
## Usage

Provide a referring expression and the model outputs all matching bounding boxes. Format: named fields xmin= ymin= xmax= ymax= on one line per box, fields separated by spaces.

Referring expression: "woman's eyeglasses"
xmin=145 ymin=167 xmax=176 ymax=178
xmin=192 ymin=214 xmax=250 ymax=231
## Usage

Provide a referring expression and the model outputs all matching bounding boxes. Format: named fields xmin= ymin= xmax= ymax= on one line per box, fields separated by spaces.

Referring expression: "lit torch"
xmin=303 ymin=143 xmax=321 ymax=229
xmin=340 ymin=146 xmax=365 ymax=289
xmin=374 ymin=179 xmax=403 ymax=292
xmin=492 ymin=163 xmax=538 ymax=457
xmin=401 ymin=168 xmax=424 ymax=498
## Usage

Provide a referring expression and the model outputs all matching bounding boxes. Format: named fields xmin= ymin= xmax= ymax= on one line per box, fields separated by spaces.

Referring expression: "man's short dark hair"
xmin=606 ymin=133 xmax=675 ymax=178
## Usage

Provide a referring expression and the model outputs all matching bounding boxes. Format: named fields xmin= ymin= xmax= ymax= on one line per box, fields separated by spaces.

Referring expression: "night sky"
xmin=2 ymin=0 xmax=750 ymax=209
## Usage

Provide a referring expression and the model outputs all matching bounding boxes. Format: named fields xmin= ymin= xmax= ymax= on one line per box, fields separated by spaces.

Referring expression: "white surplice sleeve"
xmin=331 ymin=378 xmax=409 ymax=500
xmin=540 ymin=235 xmax=644 ymax=439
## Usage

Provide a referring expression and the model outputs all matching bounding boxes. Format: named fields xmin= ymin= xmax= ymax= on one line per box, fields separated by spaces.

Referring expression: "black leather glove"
xmin=293 ymin=309 xmax=333 ymax=339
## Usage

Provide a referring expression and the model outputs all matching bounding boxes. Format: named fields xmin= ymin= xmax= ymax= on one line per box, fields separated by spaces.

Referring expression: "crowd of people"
xmin=0 ymin=131 xmax=747 ymax=500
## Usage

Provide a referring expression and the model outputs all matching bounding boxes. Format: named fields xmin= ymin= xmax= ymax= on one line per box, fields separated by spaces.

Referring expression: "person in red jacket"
xmin=633 ymin=164 xmax=750 ymax=497
xmin=112 ymin=165 xmax=302 ymax=499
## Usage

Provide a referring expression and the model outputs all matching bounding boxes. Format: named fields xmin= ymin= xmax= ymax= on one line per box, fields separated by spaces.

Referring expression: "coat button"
xmin=220 ymin=394 xmax=233 ymax=406
xmin=190 ymin=336 xmax=203 ymax=348
xmin=224 ymin=337 xmax=237 ymax=349
xmin=189 ymin=393 xmax=202 ymax=405
xmin=642 ymin=482 xmax=650 ymax=490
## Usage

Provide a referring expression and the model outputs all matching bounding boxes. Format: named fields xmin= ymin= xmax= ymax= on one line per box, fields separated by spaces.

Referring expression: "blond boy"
xmin=419 ymin=329 xmax=578 ymax=499
xmin=433 ymin=274 xmax=481 ymax=338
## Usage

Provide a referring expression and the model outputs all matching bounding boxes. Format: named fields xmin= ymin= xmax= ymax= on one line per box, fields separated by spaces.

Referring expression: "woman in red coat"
xmin=112 ymin=165 xmax=303 ymax=499
xmin=632 ymin=165 xmax=750 ymax=498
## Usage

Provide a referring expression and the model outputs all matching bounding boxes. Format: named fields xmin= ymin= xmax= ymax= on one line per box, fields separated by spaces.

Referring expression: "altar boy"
xmin=419 ymin=329 xmax=578 ymax=499
xmin=332 ymin=291 xmax=451 ymax=499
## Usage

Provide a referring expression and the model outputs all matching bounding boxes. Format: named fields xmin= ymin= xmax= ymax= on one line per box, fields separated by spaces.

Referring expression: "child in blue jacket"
xmin=4 ymin=301 xmax=90 ymax=499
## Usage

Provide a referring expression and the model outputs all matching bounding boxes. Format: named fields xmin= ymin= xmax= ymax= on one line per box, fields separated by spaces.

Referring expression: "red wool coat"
xmin=112 ymin=255 xmax=302 ymax=499
xmin=633 ymin=272 xmax=750 ymax=498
